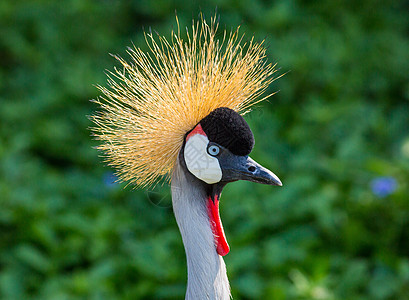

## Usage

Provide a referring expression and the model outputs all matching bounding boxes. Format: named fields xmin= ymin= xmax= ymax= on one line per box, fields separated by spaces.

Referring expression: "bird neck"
xmin=171 ymin=158 xmax=230 ymax=300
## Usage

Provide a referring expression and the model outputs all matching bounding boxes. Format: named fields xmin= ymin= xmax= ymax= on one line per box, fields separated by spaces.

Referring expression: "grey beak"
xmin=242 ymin=157 xmax=282 ymax=186
xmin=220 ymin=155 xmax=282 ymax=186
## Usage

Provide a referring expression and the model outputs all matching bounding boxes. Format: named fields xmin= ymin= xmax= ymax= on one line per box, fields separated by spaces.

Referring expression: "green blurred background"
xmin=1 ymin=1 xmax=409 ymax=299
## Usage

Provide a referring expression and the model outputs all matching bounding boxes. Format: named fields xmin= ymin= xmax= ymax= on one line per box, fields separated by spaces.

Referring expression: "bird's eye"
xmin=207 ymin=145 xmax=220 ymax=156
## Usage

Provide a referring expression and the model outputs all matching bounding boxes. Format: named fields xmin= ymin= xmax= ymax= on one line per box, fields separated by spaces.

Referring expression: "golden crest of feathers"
xmin=91 ymin=16 xmax=278 ymax=187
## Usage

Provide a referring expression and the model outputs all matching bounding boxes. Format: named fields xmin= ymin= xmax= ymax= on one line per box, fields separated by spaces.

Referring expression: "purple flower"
xmin=103 ymin=171 xmax=118 ymax=188
xmin=370 ymin=176 xmax=397 ymax=198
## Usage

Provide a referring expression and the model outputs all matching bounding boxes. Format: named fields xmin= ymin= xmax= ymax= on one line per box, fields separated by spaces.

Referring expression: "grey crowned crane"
xmin=91 ymin=16 xmax=282 ymax=300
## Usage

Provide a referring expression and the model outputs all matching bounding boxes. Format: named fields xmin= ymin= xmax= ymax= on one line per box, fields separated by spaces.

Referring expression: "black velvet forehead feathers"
xmin=199 ymin=107 xmax=254 ymax=156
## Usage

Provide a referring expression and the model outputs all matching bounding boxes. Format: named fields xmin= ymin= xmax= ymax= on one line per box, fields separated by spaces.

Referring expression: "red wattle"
xmin=207 ymin=195 xmax=230 ymax=256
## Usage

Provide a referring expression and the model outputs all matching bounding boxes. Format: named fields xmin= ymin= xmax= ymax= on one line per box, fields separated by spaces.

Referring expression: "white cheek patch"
xmin=184 ymin=134 xmax=222 ymax=184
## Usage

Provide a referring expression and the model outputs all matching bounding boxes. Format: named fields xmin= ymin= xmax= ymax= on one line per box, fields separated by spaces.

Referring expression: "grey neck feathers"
xmin=171 ymin=157 xmax=231 ymax=300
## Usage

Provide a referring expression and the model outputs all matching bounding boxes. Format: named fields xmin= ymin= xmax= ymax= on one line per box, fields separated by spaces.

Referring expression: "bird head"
xmin=91 ymin=17 xmax=281 ymax=189
xmin=182 ymin=107 xmax=281 ymax=187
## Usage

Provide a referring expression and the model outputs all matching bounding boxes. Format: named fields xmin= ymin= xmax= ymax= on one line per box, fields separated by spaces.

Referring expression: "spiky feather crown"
xmin=91 ymin=16 xmax=278 ymax=187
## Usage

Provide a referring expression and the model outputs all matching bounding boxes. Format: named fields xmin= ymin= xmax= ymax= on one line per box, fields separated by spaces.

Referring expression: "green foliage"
xmin=1 ymin=0 xmax=409 ymax=299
